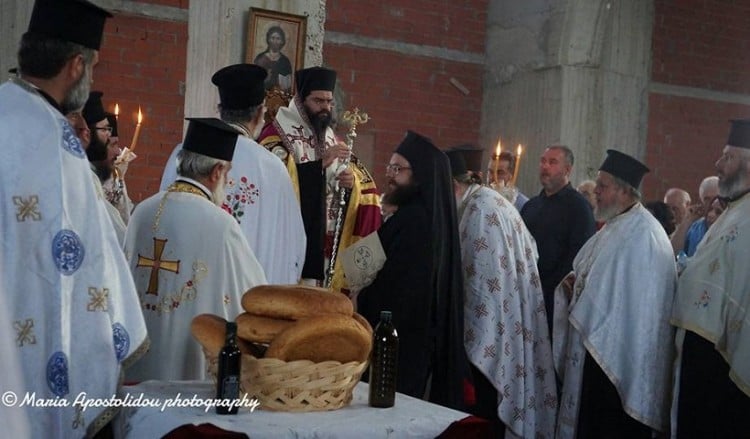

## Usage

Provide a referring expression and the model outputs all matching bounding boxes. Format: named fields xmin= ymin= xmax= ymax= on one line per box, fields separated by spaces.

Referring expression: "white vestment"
xmin=102 ymin=174 xmax=134 ymax=225
xmin=0 ymin=79 xmax=148 ymax=438
xmin=459 ymin=185 xmax=557 ymax=439
xmin=553 ymin=203 xmax=676 ymax=437
xmin=160 ymin=135 xmax=305 ymax=285
xmin=124 ymin=177 xmax=267 ymax=381
xmin=92 ymin=168 xmax=127 ymax=246
xmin=670 ymin=192 xmax=750 ymax=432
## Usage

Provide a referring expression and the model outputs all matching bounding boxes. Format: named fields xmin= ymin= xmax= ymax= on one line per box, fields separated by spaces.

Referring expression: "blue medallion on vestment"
xmin=52 ymin=229 xmax=85 ymax=275
xmin=112 ymin=322 xmax=130 ymax=362
xmin=60 ymin=120 xmax=86 ymax=158
xmin=46 ymin=351 xmax=69 ymax=397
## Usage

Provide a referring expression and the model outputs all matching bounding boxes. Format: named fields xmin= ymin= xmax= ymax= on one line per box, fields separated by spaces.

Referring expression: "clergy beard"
xmin=718 ymin=162 xmax=749 ymax=199
xmin=594 ymin=203 xmax=620 ymax=222
xmin=307 ymin=108 xmax=332 ymax=141
xmin=86 ymin=133 xmax=108 ymax=162
xmin=384 ymin=180 xmax=419 ymax=207
xmin=61 ymin=64 xmax=91 ymax=114
xmin=212 ymin=173 xmax=227 ymax=208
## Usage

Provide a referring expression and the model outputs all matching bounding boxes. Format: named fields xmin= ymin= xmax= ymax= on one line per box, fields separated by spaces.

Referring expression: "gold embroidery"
xmin=13 ymin=195 xmax=41 ymax=221
xmin=142 ymin=261 xmax=207 ymax=314
xmin=153 ymin=181 xmax=210 ymax=232
xmin=137 ymin=238 xmax=180 ymax=296
xmin=87 ymin=287 xmax=109 ymax=311
xmin=729 ymin=319 xmax=743 ymax=332
xmin=14 ymin=319 xmax=36 ymax=346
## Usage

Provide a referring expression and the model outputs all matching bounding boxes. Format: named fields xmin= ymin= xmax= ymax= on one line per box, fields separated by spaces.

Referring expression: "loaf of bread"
xmin=351 ymin=312 xmax=374 ymax=338
xmin=190 ymin=313 xmax=261 ymax=357
xmin=242 ymin=284 xmax=353 ymax=320
xmin=265 ymin=314 xmax=372 ymax=364
xmin=236 ymin=312 xmax=295 ymax=344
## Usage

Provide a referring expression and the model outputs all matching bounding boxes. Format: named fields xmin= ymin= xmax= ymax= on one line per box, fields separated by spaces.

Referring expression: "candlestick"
xmin=511 ymin=144 xmax=523 ymax=186
xmin=114 ymin=103 xmax=119 ymax=122
xmin=130 ymin=107 xmax=143 ymax=152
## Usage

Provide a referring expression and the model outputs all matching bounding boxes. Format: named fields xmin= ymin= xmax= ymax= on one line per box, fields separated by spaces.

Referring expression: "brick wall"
xmin=645 ymin=0 xmax=750 ymax=200
xmin=95 ymin=0 xmax=188 ymax=202
xmin=98 ymin=0 xmax=487 ymax=200
xmin=325 ymin=0 xmax=487 ymax=189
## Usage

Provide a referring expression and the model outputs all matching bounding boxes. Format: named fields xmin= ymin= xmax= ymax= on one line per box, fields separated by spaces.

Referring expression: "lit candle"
xmin=492 ymin=138 xmax=502 ymax=185
xmin=114 ymin=103 xmax=119 ymax=122
xmin=511 ymin=144 xmax=523 ymax=186
xmin=130 ymin=107 xmax=143 ymax=152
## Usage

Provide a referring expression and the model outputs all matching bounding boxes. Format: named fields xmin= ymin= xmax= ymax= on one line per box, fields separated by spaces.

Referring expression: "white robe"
xmin=459 ymin=185 xmax=557 ymax=439
xmin=124 ymin=177 xmax=267 ymax=381
xmin=160 ymin=135 xmax=305 ymax=285
xmin=0 ymin=79 xmax=148 ymax=438
xmin=553 ymin=203 xmax=676 ymax=437
xmin=92 ymin=167 xmax=127 ymax=246
xmin=670 ymin=192 xmax=750 ymax=433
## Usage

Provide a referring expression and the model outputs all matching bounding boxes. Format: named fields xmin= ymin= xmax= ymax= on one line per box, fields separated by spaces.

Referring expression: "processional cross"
xmin=137 ymin=237 xmax=180 ymax=295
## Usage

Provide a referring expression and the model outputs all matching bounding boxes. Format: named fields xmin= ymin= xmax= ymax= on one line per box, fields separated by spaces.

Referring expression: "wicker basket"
xmin=205 ymin=349 xmax=368 ymax=412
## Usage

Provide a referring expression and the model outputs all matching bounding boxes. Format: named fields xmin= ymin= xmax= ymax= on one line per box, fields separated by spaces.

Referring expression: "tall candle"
xmin=130 ymin=107 xmax=143 ymax=152
xmin=114 ymin=103 xmax=119 ymax=122
xmin=492 ymin=139 xmax=502 ymax=185
xmin=511 ymin=144 xmax=523 ymax=186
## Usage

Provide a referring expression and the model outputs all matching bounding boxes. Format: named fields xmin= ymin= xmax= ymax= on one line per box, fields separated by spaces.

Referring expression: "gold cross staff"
xmin=137 ymin=238 xmax=180 ymax=296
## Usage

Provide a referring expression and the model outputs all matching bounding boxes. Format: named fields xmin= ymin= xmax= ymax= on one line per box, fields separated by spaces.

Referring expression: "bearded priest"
xmin=125 ymin=118 xmax=267 ymax=381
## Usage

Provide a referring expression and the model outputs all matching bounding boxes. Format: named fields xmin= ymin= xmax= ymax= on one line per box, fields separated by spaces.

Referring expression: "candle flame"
xmin=517 ymin=144 xmax=523 ymax=156
xmin=137 ymin=107 xmax=143 ymax=124
xmin=495 ymin=139 xmax=502 ymax=157
xmin=114 ymin=103 xmax=119 ymax=116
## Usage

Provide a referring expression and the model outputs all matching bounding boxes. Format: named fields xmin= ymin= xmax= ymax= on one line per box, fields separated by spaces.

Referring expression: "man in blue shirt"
xmin=521 ymin=145 xmax=596 ymax=333
xmin=671 ymin=176 xmax=719 ymax=257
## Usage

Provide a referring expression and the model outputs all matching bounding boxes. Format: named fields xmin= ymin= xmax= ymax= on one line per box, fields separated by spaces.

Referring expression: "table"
xmin=113 ymin=380 xmax=475 ymax=438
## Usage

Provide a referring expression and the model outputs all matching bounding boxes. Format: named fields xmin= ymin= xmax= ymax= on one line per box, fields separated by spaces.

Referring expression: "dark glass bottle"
xmin=216 ymin=321 xmax=241 ymax=415
xmin=368 ymin=310 xmax=399 ymax=408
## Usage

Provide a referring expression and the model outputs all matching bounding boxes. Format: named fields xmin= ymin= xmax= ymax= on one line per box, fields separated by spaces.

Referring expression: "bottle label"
xmin=220 ymin=375 xmax=240 ymax=399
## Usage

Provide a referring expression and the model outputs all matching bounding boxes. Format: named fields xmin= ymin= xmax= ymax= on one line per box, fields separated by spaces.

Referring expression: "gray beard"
xmin=595 ymin=204 xmax=620 ymax=222
xmin=61 ymin=67 xmax=91 ymax=114
xmin=718 ymin=167 xmax=749 ymax=199
xmin=212 ymin=175 xmax=227 ymax=208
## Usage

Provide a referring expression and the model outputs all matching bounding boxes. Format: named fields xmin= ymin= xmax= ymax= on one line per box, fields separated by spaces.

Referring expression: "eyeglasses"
xmin=386 ymin=164 xmax=412 ymax=175
xmin=95 ymin=126 xmax=113 ymax=134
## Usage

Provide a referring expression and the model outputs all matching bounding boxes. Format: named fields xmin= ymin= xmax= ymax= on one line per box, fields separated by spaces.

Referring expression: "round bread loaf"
xmin=351 ymin=312 xmax=373 ymax=338
xmin=236 ymin=312 xmax=295 ymax=344
xmin=242 ymin=284 xmax=353 ymax=320
xmin=265 ymin=314 xmax=372 ymax=363
xmin=190 ymin=313 xmax=257 ymax=356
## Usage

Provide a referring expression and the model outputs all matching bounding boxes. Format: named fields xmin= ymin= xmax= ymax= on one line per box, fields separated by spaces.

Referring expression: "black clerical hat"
xmin=27 ymin=0 xmax=112 ymax=50
xmin=82 ymin=91 xmax=106 ymax=126
xmin=182 ymin=118 xmax=240 ymax=162
xmin=599 ymin=149 xmax=650 ymax=190
xmin=396 ymin=130 xmax=437 ymax=168
xmin=447 ymin=144 xmax=484 ymax=174
xmin=105 ymin=113 xmax=118 ymax=137
xmin=295 ymin=67 xmax=337 ymax=98
xmin=727 ymin=119 xmax=750 ymax=149
xmin=211 ymin=64 xmax=268 ymax=110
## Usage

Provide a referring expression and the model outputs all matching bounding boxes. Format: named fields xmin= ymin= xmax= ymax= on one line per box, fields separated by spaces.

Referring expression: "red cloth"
xmin=436 ymin=415 xmax=495 ymax=438
xmin=163 ymin=423 xmax=249 ymax=439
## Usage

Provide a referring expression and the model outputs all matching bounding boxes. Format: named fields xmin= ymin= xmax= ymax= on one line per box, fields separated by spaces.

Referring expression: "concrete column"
xmin=0 ymin=1 xmax=33 ymax=77
xmin=481 ymin=0 xmax=653 ymax=193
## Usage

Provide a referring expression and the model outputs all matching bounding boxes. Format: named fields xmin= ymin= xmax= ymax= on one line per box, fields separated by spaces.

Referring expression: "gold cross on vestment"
xmin=137 ymin=238 xmax=180 ymax=296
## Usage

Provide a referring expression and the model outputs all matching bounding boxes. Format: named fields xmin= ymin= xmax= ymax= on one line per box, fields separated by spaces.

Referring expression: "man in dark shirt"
xmin=520 ymin=145 xmax=595 ymax=333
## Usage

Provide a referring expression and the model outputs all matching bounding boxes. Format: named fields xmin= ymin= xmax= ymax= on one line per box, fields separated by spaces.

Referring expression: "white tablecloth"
xmin=113 ymin=380 xmax=470 ymax=438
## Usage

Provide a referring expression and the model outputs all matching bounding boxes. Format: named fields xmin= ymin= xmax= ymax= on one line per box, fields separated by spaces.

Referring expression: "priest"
xmin=0 ymin=1 xmax=148 ymax=437
xmin=670 ymin=119 xmax=750 ymax=438
xmin=160 ymin=63 xmax=305 ymax=284
xmin=553 ymin=150 xmax=676 ymax=438
xmin=447 ymin=147 xmax=557 ymax=438
xmin=357 ymin=131 xmax=468 ymax=411
xmin=258 ymin=66 xmax=381 ymax=292
xmin=125 ymin=118 xmax=267 ymax=381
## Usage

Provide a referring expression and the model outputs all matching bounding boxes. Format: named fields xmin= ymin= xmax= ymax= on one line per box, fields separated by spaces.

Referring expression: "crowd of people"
xmin=1 ymin=1 xmax=748 ymax=438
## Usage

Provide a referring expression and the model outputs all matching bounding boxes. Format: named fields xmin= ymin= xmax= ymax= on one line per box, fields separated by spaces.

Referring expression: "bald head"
xmin=698 ymin=176 xmax=719 ymax=208
xmin=664 ymin=188 xmax=691 ymax=225
xmin=577 ymin=180 xmax=596 ymax=209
